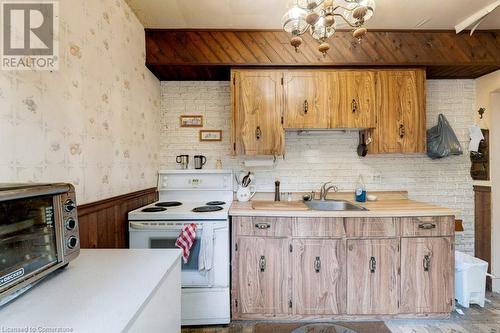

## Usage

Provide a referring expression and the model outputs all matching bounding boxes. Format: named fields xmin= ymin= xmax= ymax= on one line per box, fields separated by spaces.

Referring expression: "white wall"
xmin=160 ymin=80 xmax=475 ymax=253
xmin=490 ymin=91 xmax=500 ymax=291
xmin=476 ymin=70 xmax=500 ymax=129
xmin=0 ymin=0 xmax=161 ymax=204
xmin=475 ymin=70 xmax=500 ymax=291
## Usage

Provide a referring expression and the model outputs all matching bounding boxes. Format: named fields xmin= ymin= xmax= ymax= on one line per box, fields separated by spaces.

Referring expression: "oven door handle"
xmin=129 ymin=222 xmax=212 ymax=231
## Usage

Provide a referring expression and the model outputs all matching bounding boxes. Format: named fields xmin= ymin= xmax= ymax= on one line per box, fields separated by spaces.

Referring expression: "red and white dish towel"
xmin=175 ymin=223 xmax=197 ymax=263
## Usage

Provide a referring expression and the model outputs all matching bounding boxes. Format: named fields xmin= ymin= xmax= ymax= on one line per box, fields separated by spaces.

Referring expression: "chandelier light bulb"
xmin=306 ymin=11 xmax=320 ymax=25
xmin=281 ymin=7 xmax=308 ymax=35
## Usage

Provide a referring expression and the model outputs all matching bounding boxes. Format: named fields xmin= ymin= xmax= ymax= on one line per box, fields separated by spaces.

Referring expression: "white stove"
xmin=128 ymin=170 xmax=233 ymax=326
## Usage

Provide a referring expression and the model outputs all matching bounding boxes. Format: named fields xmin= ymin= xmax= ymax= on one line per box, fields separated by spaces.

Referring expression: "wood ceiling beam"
xmin=145 ymin=29 xmax=500 ymax=80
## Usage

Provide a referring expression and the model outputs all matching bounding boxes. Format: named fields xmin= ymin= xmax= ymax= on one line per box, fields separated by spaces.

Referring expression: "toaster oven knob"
xmin=64 ymin=199 xmax=76 ymax=212
xmin=65 ymin=218 xmax=77 ymax=230
xmin=67 ymin=236 xmax=78 ymax=249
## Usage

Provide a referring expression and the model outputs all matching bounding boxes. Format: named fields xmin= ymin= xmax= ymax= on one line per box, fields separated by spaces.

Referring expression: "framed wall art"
xmin=199 ymin=130 xmax=222 ymax=142
xmin=180 ymin=115 xmax=203 ymax=127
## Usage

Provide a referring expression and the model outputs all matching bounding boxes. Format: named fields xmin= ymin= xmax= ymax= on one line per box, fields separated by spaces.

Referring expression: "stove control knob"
xmin=67 ymin=236 xmax=78 ymax=250
xmin=65 ymin=218 xmax=77 ymax=230
xmin=64 ymin=199 xmax=76 ymax=212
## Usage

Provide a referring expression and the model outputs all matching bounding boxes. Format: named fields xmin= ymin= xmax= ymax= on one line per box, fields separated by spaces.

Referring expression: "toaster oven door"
xmin=0 ymin=195 xmax=61 ymax=291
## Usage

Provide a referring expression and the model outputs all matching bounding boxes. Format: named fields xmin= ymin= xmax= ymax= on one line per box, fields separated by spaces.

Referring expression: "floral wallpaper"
xmin=0 ymin=0 xmax=161 ymax=204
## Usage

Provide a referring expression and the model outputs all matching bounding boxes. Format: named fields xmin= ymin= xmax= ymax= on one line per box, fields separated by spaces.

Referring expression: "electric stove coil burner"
xmin=155 ymin=201 xmax=183 ymax=207
xmin=141 ymin=207 xmax=167 ymax=212
xmin=206 ymin=201 xmax=226 ymax=206
xmin=192 ymin=206 xmax=224 ymax=213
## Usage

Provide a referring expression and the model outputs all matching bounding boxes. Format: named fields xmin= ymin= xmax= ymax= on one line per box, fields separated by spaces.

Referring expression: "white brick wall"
xmin=160 ymin=80 xmax=475 ymax=253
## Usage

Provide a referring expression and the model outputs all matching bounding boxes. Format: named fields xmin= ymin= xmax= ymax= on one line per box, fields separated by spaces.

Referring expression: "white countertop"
xmin=0 ymin=249 xmax=181 ymax=333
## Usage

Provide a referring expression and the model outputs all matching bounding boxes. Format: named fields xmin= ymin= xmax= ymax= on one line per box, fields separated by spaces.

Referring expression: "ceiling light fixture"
xmin=282 ymin=0 xmax=376 ymax=56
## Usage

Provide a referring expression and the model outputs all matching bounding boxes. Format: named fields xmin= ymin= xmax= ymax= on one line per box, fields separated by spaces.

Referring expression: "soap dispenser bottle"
xmin=355 ymin=175 xmax=367 ymax=203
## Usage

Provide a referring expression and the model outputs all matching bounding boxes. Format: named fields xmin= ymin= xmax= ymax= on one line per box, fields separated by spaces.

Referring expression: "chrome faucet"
xmin=319 ymin=182 xmax=339 ymax=201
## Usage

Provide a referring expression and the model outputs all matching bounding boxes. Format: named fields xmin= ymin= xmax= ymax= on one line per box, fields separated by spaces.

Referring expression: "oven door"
xmin=0 ymin=194 xmax=62 ymax=293
xmin=129 ymin=222 xmax=214 ymax=288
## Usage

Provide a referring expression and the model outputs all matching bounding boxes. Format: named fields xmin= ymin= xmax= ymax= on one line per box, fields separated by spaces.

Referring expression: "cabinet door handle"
xmin=255 ymin=223 xmax=271 ymax=230
xmin=399 ymin=124 xmax=405 ymax=138
xmin=256 ymin=126 xmax=262 ymax=140
xmin=418 ymin=223 xmax=436 ymax=230
xmin=314 ymin=256 xmax=321 ymax=273
xmin=351 ymin=99 xmax=358 ymax=113
xmin=259 ymin=255 xmax=266 ymax=272
xmin=303 ymin=100 xmax=308 ymax=114
xmin=369 ymin=256 xmax=376 ymax=273
xmin=423 ymin=254 xmax=431 ymax=272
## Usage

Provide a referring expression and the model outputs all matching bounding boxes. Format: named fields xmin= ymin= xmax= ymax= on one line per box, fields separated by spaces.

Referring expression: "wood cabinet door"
xmin=331 ymin=71 xmax=376 ymax=128
xmin=236 ymin=237 xmax=289 ymax=315
xmin=400 ymin=237 xmax=454 ymax=313
xmin=346 ymin=239 xmax=399 ymax=314
xmin=292 ymin=239 xmax=346 ymax=315
xmin=232 ymin=70 xmax=284 ymax=155
xmin=283 ymin=71 xmax=330 ymax=129
xmin=373 ymin=70 xmax=426 ymax=153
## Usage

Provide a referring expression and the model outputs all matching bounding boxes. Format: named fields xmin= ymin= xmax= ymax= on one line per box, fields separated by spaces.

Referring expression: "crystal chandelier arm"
xmin=333 ymin=13 xmax=363 ymax=27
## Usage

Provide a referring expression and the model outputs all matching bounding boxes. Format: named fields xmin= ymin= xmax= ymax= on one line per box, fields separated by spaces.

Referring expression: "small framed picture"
xmin=180 ymin=115 xmax=203 ymax=127
xmin=200 ymin=130 xmax=222 ymax=142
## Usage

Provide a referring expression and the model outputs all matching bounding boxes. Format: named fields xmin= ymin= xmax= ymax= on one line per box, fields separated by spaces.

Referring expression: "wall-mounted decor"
xmin=200 ymin=130 xmax=222 ymax=142
xmin=180 ymin=115 xmax=203 ymax=127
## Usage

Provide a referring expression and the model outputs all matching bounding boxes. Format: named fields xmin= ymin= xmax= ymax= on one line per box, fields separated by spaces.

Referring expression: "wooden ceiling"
xmin=145 ymin=29 xmax=500 ymax=80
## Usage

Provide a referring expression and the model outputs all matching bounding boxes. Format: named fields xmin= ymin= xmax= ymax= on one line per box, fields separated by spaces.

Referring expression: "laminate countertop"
xmin=229 ymin=197 xmax=458 ymax=218
xmin=0 ymin=249 xmax=181 ymax=333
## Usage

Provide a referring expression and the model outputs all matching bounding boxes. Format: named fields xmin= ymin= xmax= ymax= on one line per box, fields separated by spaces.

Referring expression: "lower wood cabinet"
xmin=346 ymin=238 xmax=399 ymax=315
xmin=400 ymin=237 xmax=454 ymax=313
xmin=236 ymin=237 xmax=289 ymax=315
xmin=292 ymin=239 xmax=346 ymax=315
xmin=231 ymin=216 xmax=455 ymax=320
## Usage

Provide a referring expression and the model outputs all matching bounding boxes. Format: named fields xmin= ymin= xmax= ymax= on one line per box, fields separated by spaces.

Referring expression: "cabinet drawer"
xmin=293 ymin=218 xmax=345 ymax=237
xmin=345 ymin=218 xmax=397 ymax=237
xmin=233 ymin=216 xmax=292 ymax=237
xmin=400 ymin=216 xmax=454 ymax=237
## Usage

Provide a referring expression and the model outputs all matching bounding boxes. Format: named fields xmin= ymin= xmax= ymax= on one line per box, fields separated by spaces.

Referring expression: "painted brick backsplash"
xmin=160 ymin=80 xmax=475 ymax=253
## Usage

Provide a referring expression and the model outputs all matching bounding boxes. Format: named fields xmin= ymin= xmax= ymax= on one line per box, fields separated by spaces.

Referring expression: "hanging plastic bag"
xmin=427 ymin=114 xmax=463 ymax=159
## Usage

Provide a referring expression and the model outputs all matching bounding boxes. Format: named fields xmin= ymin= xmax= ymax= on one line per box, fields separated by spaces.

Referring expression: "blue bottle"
xmin=355 ymin=175 xmax=367 ymax=203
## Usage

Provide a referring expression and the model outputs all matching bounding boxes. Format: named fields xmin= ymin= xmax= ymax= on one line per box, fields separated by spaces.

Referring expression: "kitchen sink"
xmin=304 ymin=200 xmax=368 ymax=211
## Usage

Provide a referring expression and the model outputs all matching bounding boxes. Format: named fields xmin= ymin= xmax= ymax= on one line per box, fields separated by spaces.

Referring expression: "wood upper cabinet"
xmin=235 ymin=237 xmax=289 ymax=315
xmin=400 ymin=237 xmax=454 ymax=313
xmin=231 ymin=70 xmax=284 ymax=156
xmin=346 ymin=238 xmax=399 ymax=315
xmin=292 ymin=239 xmax=346 ymax=315
xmin=283 ymin=71 xmax=330 ymax=129
xmin=369 ymin=69 xmax=426 ymax=153
xmin=331 ymin=71 xmax=376 ymax=129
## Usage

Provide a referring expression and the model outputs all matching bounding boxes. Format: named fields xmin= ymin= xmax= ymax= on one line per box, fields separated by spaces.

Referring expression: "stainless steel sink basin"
xmin=305 ymin=200 xmax=368 ymax=211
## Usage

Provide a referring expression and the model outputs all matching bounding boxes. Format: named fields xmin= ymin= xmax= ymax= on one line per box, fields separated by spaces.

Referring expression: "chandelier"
xmin=281 ymin=0 xmax=376 ymax=56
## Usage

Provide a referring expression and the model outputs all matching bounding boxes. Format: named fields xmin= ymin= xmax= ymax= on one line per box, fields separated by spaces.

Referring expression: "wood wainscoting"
xmin=474 ymin=185 xmax=492 ymax=291
xmin=77 ymin=188 xmax=158 ymax=248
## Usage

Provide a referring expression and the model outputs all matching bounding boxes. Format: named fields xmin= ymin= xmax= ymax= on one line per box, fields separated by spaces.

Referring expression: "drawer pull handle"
xmin=418 ymin=223 xmax=436 ymax=230
xmin=423 ymin=254 xmax=431 ymax=272
xmin=314 ymin=256 xmax=321 ymax=273
xmin=352 ymin=99 xmax=358 ymax=113
xmin=255 ymin=223 xmax=271 ymax=230
xmin=369 ymin=256 xmax=376 ymax=273
xmin=399 ymin=124 xmax=406 ymax=138
xmin=259 ymin=255 xmax=266 ymax=272
xmin=256 ymin=126 xmax=262 ymax=140
xmin=303 ymin=100 xmax=308 ymax=114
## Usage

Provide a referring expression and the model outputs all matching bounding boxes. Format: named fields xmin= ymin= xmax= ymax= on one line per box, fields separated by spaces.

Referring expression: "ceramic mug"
xmin=236 ymin=186 xmax=256 ymax=202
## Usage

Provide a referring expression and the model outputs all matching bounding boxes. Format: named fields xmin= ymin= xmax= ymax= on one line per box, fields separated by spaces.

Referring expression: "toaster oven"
xmin=0 ymin=183 xmax=80 ymax=305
